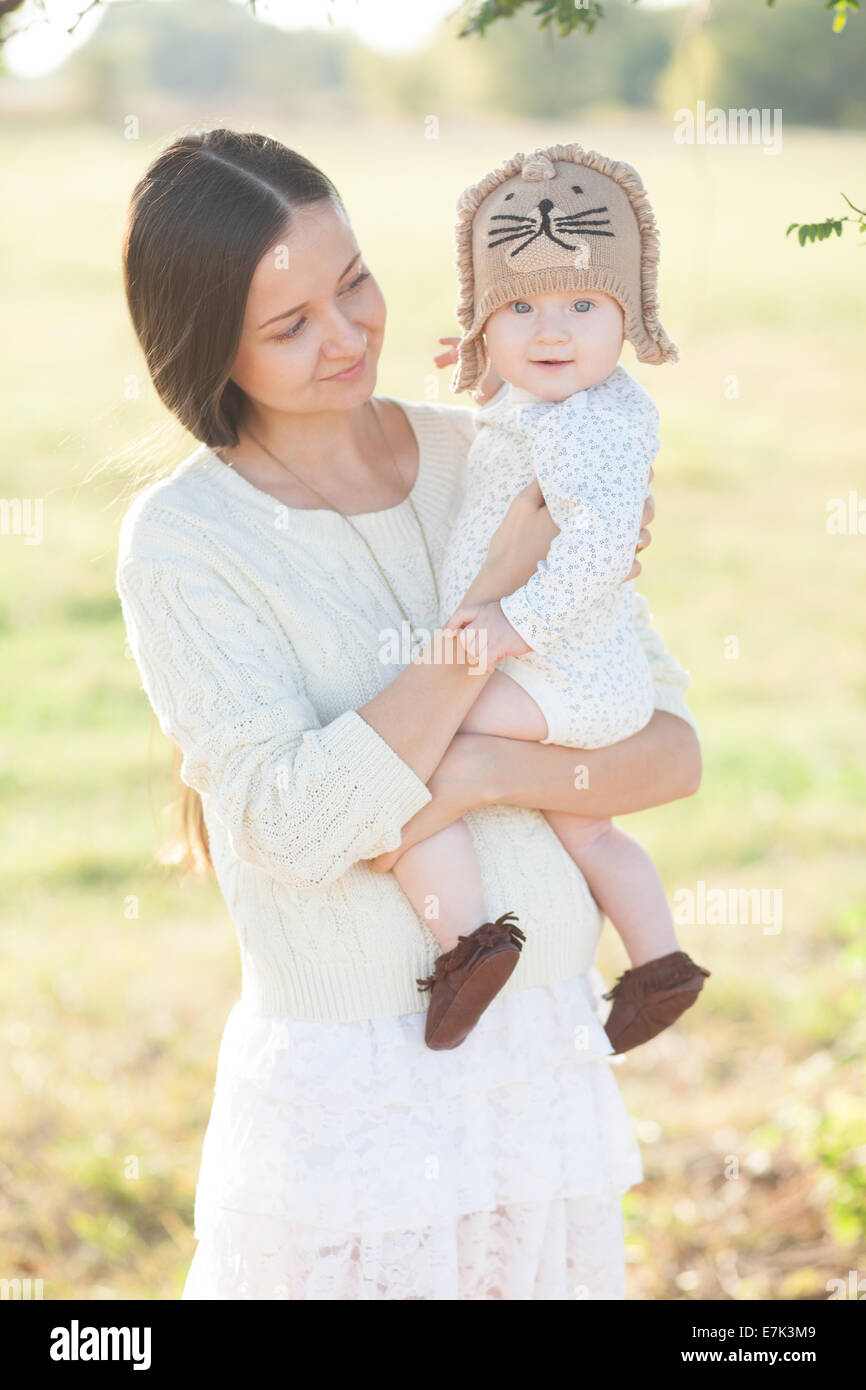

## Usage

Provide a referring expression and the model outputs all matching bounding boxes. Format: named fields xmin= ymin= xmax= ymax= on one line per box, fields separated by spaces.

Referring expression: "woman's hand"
xmin=630 ymin=471 xmax=655 ymax=581
xmin=435 ymin=336 xmax=503 ymax=406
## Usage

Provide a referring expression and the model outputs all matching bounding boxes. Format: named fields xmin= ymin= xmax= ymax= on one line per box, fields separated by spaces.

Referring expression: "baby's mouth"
xmin=531 ymin=359 xmax=572 ymax=367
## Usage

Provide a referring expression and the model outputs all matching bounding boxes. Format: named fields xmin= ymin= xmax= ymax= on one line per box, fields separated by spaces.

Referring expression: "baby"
xmin=390 ymin=142 xmax=709 ymax=1052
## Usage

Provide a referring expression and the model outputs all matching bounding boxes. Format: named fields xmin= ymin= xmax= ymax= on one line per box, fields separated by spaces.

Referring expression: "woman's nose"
xmin=320 ymin=308 xmax=366 ymax=358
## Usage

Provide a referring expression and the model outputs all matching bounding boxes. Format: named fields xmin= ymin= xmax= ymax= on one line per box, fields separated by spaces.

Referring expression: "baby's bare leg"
xmin=453 ymin=670 xmax=679 ymax=966
xmin=391 ymin=675 xmax=540 ymax=955
xmin=439 ymin=672 xmax=678 ymax=967
xmin=546 ymin=811 xmax=680 ymax=967
xmin=392 ymin=819 xmax=486 ymax=954
xmin=459 ymin=670 xmax=549 ymax=740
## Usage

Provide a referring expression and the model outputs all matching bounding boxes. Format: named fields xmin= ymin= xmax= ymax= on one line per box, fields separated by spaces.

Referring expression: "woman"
xmin=116 ymin=128 xmax=701 ymax=1300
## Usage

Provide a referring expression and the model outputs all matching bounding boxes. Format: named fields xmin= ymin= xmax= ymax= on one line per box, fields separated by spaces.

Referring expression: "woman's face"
xmin=229 ymin=198 xmax=386 ymax=415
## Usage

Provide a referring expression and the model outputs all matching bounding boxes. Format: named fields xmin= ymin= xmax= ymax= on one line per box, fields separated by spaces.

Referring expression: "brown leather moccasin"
xmin=603 ymin=950 xmax=711 ymax=1055
xmin=417 ymin=911 xmax=526 ymax=1051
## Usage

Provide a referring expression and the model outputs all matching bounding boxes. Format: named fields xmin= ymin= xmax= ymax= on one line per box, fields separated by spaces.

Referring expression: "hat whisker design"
xmin=555 ymin=212 xmax=614 ymax=236
xmin=556 ymin=204 xmax=610 ymax=222
xmin=488 ymin=216 xmax=536 ymax=246
xmin=491 ymin=227 xmax=575 ymax=256
xmin=491 ymin=196 xmax=618 ymax=260
xmin=553 ymin=225 xmax=615 ymax=237
xmin=488 ymin=229 xmax=543 ymax=252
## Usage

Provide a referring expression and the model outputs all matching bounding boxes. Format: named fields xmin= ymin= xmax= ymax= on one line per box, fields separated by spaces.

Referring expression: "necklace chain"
xmin=238 ymin=399 xmax=440 ymax=632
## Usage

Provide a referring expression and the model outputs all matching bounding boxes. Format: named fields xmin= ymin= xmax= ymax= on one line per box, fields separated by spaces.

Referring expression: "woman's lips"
xmin=325 ymin=355 xmax=366 ymax=381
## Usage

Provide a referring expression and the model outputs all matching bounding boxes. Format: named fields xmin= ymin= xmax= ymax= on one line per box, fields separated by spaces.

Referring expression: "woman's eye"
xmin=572 ymin=299 xmax=593 ymax=312
xmin=275 ymin=271 xmax=370 ymax=343
xmin=275 ymin=317 xmax=305 ymax=342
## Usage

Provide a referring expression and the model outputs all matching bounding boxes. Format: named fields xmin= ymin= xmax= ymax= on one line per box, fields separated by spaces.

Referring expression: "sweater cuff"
xmin=333 ymin=710 xmax=434 ymax=857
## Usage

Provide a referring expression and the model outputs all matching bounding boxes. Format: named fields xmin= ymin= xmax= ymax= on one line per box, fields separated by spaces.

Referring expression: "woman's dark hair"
xmin=122 ymin=127 xmax=343 ymax=449
xmin=123 ymin=128 xmax=342 ymax=874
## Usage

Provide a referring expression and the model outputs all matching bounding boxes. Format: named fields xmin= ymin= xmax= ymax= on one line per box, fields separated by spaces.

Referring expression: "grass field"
xmin=1 ymin=110 xmax=864 ymax=1300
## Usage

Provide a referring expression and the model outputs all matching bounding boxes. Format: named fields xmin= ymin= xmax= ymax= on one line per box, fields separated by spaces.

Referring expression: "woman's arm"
xmin=116 ymin=514 xmax=443 ymax=891
xmin=115 ymin=481 xmax=571 ymax=886
xmin=356 ymin=494 xmax=555 ymax=786
xmin=356 ymin=636 xmax=495 ymax=789
xmin=369 ymin=711 xmax=700 ymax=871
xmin=357 ymin=475 xmax=574 ymax=784
xmin=482 ymin=708 xmax=701 ymax=813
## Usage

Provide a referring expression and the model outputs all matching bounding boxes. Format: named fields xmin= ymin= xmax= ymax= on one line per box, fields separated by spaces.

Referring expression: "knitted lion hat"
xmin=451 ymin=141 xmax=678 ymax=397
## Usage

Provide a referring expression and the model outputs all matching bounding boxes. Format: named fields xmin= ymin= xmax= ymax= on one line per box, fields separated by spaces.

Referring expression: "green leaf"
xmin=828 ymin=0 xmax=860 ymax=29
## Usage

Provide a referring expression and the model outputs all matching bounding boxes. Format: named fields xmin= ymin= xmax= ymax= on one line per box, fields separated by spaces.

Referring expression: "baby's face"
xmin=483 ymin=288 xmax=624 ymax=399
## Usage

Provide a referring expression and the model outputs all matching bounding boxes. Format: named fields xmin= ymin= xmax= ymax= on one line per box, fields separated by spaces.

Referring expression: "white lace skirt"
xmin=181 ymin=969 xmax=643 ymax=1301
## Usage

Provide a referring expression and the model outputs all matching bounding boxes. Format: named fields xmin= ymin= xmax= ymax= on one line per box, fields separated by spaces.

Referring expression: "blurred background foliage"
xmin=0 ymin=0 xmax=863 ymax=1303
xmin=0 ymin=0 xmax=864 ymax=127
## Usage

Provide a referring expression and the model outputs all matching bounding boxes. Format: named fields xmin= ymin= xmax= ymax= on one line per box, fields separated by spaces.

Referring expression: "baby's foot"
xmin=416 ymin=911 xmax=526 ymax=1051
xmin=602 ymin=950 xmax=710 ymax=1055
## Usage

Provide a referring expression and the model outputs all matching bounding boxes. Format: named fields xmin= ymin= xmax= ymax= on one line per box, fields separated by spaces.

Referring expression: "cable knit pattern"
xmin=116 ymin=393 xmax=698 ymax=1025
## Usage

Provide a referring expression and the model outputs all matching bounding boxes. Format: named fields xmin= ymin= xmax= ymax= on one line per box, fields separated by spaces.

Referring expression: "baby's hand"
xmin=433 ymin=336 xmax=460 ymax=369
xmin=441 ymin=600 xmax=529 ymax=674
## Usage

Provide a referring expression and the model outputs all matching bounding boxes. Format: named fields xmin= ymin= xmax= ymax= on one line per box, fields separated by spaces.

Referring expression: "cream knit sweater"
xmin=116 ymin=396 xmax=698 ymax=1024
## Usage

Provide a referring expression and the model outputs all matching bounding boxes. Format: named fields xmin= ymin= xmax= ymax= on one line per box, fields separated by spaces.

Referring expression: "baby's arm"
xmin=498 ymin=398 xmax=657 ymax=655
xmin=442 ymin=397 xmax=656 ymax=675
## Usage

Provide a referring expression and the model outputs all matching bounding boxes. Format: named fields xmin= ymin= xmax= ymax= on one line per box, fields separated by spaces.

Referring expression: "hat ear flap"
xmin=450 ymin=148 xmax=529 ymax=397
xmin=451 ymin=332 xmax=487 ymax=398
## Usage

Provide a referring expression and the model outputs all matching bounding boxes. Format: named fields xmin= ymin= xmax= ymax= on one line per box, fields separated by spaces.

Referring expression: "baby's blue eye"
xmin=573 ymin=300 xmax=593 ymax=312
xmin=512 ymin=301 xmax=532 ymax=314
